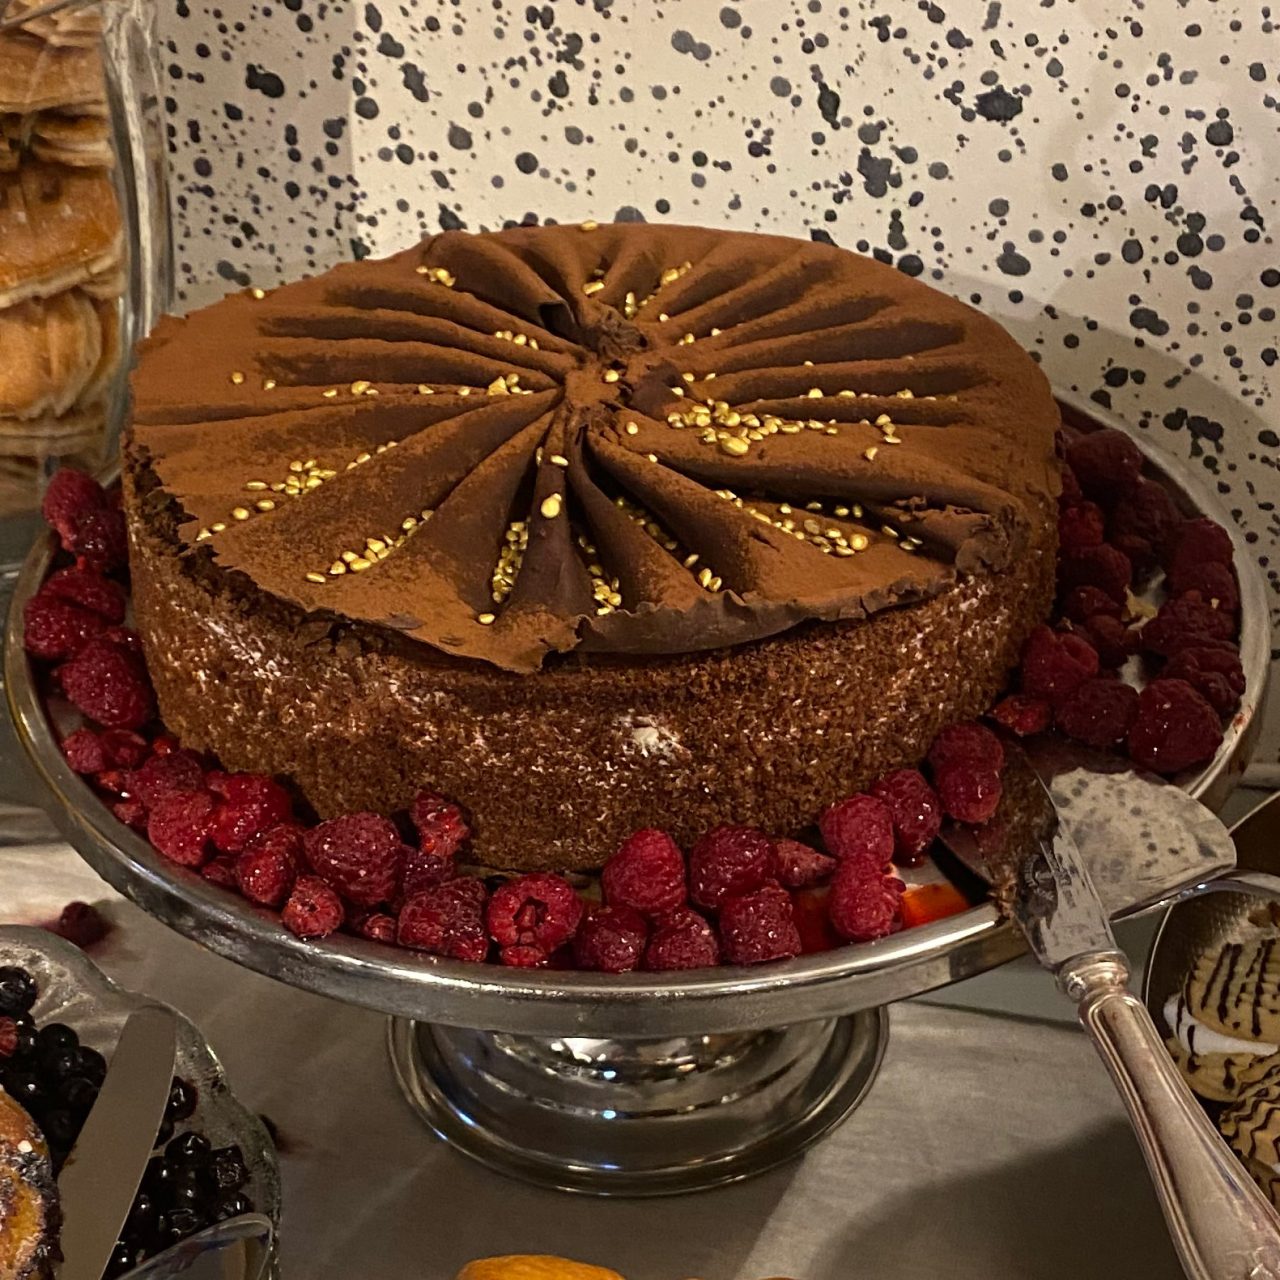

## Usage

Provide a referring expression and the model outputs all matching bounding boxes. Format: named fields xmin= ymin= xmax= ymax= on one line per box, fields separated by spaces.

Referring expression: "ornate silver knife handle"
xmin=1064 ymin=954 xmax=1280 ymax=1280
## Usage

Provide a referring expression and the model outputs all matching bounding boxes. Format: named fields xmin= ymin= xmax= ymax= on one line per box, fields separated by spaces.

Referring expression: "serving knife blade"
xmin=57 ymin=1005 xmax=179 ymax=1280
xmin=944 ymin=734 xmax=1280 ymax=1279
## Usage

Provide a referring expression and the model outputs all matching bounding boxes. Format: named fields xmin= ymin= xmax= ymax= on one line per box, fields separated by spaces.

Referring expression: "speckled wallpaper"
xmin=157 ymin=0 xmax=1279 ymax=765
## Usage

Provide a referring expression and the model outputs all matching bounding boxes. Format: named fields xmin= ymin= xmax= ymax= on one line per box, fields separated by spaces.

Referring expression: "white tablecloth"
xmin=0 ymin=815 xmax=1187 ymax=1280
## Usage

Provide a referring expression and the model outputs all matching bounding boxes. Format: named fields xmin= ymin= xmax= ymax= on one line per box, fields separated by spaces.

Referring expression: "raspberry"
xmin=110 ymin=796 xmax=148 ymax=829
xmin=1019 ymin=624 xmax=1100 ymax=702
xmin=934 ymin=763 xmax=1003 ymax=824
xmin=53 ymin=901 xmax=111 ymax=948
xmin=870 ymin=769 xmax=942 ymax=865
xmin=643 ymin=907 xmax=721 ymax=971
xmin=201 ymin=856 xmax=239 ymax=890
xmin=1127 ymin=678 xmax=1224 ymax=774
xmin=303 ymin=813 xmax=406 ymax=907
xmin=57 ymin=636 xmax=155 ymax=729
xmin=688 ymin=825 xmax=777 ymax=910
xmin=1110 ymin=477 xmax=1180 ymax=555
xmin=147 ymin=789 xmax=215 ymax=867
xmin=68 ymin=506 xmax=128 ymax=573
xmin=1054 ymin=677 xmax=1140 ymax=748
xmin=151 ymin=734 xmax=180 ymax=756
xmin=1140 ymin=596 xmax=1236 ymax=658
xmin=42 ymin=566 xmax=126 ymax=623
xmin=1058 ymin=544 xmax=1132 ymax=604
xmin=41 ymin=468 xmax=107 ymax=546
xmin=399 ymin=846 xmax=456 ymax=902
xmin=573 ymin=904 xmax=649 ymax=973
xmin=1164 ymin=645 xmax=1246 ymax=715
xmin=100 ymin=729 xmax=149 ymax=769
xmin=774 ymin=837 xmax=837 ymax=889
xmin=1061 ymin=585 xmax=1122 ymax=624
xmin=282 ymin=875 xmax=344 ymax=939
xmin=353 ymin=911 xmax=397 ymax=944
xmin=410 ymin=790 xmax=470 ymax=859
xmin=61 ymin=727 xmax=108 ymax=774
xmin=818 ymin=796 xmax=894 ymax=870
xmin=397 ymin=878 xmax=489 ymax=961
xmin=1083 ymin=614 xmax=1139 ymax=669
xmin=1065 ymin=428 xmax=1144 ymax=502
xmin=828 ymin=863 xmax=904 ymax=943
xmin=23 ymin=594 xmax=105 ymax=660
xmin=719 ymin=884 xmax=801 ymax=965
xmin=1172 ymin=562 xmax=1240 ymax=616
xmin=1058 ymin=502 xmax=1105 ymax=551
xmin=1112 ymin=533 xmax=1159 ymax=584
xmin=96 ymin=768 xmax=129 ymax=796
xmin=602 ymin=828 xmax=688 ymax=917
xmin=990 ymin=694 xmax=1052 ymax=737
xmin=1166 ymin=517 xmax=1234 ymax=592
xmin=928 ymin=721 xmax=1005 ymax=773
xmin=485 ymin=872 xmax=584 ymax=957
xmin=207 ymin=773 xmax=293 ymax=853
xmin=498 ymin=944 xmax=549 ymax=968
xmin=1059 ymin=465 xmax=1083 ymax=507
xmin=127 ymin=749 xmax=205 ymax=808
xmin=235 ymin=824 xmax=303 ymax=906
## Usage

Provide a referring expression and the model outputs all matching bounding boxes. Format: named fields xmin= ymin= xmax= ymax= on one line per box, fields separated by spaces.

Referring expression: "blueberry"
xmin=209 ymin=1145 xmax=248 ymax=1193
xmin=165 ymin=1076 xmax=197 ymax=1122
xmin=165 ymin=1131 xmax=211 ymax=1166
xmin=215 ymin=1191 xmax=253 ymax=1221
xmin=143 ymin=1155 xmax=172 ymax=1194
xmin=59 ymin=1075 xmax=100 ymax=1114
xmin=4 ymin=1071 xmax=45 ymax=1109
xmin=0 ymin=967 xmax=37 ymax=1017
xmin=124 ymin=1190 xmax=158 ymax=1241
xmin=75 ymin=1046 xmax=107 ymax=1085
xmin=41 ymin=1108 xmax=80 ymax=1149
xmin=41 ymin=1047 xmax=78 ymax=1081
xmin=166 ymin=1165 xmax=213 ymax=1212
xmin=161 ymin=1206 xmax=206 ymax=1244
xmin=105 ymin=1240 xmax=136 ymax=1279
xmin=35 ymin=1023 xmax=78 ymax=1060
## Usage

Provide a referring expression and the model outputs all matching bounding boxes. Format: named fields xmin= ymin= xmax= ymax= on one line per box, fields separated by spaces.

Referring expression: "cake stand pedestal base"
xmin=386 ymin=1009 xmax=888 ymax=1196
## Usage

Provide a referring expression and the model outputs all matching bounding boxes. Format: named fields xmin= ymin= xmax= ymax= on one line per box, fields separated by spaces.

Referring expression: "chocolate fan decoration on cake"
xmin=129 ymin=224 xmax=1059 ymax=674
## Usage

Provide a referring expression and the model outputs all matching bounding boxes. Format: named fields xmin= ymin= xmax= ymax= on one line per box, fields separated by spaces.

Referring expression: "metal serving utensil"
xmin=941 ymin=736 xmax=1280 ymax=1280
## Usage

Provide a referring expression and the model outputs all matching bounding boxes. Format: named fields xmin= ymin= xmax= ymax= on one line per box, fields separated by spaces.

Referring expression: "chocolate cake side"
xmin=124 ymin=451 xmax=1055 ymax=870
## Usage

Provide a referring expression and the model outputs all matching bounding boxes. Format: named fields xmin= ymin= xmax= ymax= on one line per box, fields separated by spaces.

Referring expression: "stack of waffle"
xmin=0 ymin=0 xmax=122 ymax=509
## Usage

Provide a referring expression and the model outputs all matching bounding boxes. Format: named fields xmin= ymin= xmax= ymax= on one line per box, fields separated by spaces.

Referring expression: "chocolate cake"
xmin=123 ymin=223 xmax=1060 ymax=870
xmin=0 ymin=1088 xmax=57 ymax=1280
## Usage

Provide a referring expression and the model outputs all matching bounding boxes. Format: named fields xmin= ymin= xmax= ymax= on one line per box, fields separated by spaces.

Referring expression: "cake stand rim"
xmin=3 ymin=394 xmax=1267 ymax=1037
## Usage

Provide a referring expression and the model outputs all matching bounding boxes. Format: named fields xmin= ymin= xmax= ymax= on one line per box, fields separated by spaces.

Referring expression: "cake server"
xmin=940 ymin=737 xmax=1280 ymax=1280
xmin=57 ymin=1005 xmax=178 ymax=1280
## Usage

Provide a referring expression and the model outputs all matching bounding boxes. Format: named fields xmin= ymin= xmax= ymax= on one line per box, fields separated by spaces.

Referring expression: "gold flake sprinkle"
xmin=230 ymin=371 xmax=245 ymax=385
xmin=262 ymin=378 xmax=276 ymax=391
xmin=305 ymin=571 xmax=326 ymax=584
xmin=603 ymin=369 xmax=621 ymax=383
xmin=210 ymin=521 xmax=227 ymax=533
xmin=351 ymin=379 xmax=372 ymax=396
xmin=329 ymin=561 xmax=346 ymax=575
xmin=487 ymin=377 xmax=510 ymax=396
xmin=250 ymin=287 xmax=266 ymax=299
xmin=349 ymin=556 xmax=373 ymax=572
xmin=549 ymin=453 xmax=569 ymax=467
xmin=864 ymin=446 xmax=879 ymax=461
xmin=231 ymin=506 xmax=251 ymax=521
xmin=322 ymin=388 xmax=339 ymax=398
xmin=540 ymin=494 xmax=563 ymax=519
xmin=720 ymin=436 xmax=750 ymax=457
xmin=418 ymin=384 xmax=434 ymax=394
xmin=625 ymin=422 xmax=639 ymax=435
xmin=580 ymin=219 xmax=599 ymax=231
xmin=195 ymin=528 xmax=211 ymax=542
xmin=255 ymin=499 xmax=275 ymax=512
xmin=583 ymin=279 xmax=606 ymax=295
xmin=245 ymin=480 xmax=268 ymax=491
xmin=477 ymin=612 xmax=496 ymax=625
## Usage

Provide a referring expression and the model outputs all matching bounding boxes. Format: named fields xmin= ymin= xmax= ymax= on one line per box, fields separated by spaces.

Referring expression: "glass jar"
xmin=0 ymin=0 xmax=170 ymax=564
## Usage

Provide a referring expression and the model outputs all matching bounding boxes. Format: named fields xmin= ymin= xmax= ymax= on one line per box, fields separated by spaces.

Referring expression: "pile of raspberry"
xmin=990 ymin=426 xmax=1242 ymax=774
xmin=18 ymin=448 xmax=1245 ymax=973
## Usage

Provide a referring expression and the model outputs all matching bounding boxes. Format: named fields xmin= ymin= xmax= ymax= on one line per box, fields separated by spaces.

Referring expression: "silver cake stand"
xmin=3 ymin=395 xmax=1271 ymax=1195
